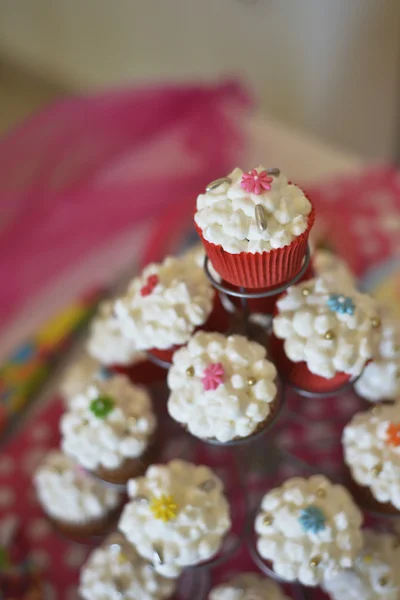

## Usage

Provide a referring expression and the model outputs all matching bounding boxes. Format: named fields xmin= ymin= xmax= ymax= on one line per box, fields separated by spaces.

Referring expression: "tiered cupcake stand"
xmin=140 ymin=245 xmax=382 ymax=600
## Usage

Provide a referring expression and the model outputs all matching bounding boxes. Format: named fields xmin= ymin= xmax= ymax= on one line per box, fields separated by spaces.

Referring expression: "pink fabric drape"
xmin=0 ymin=80 xmax=251 ymax=329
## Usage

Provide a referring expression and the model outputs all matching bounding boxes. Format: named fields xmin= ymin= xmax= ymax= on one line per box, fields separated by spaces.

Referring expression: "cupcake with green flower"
xmin=61 ymin=374 xmax=156 ymax=485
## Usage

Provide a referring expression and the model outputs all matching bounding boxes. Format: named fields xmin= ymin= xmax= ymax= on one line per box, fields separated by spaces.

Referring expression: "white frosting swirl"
xmin=272 ymin=277 xmax=380 ymax=378
xmin=60 ymin=352 xmax=101 ymax=405
xmin=322 ymin=530 xmax=400 ymax=600
xmin=208 ymin=572 xmax=290 ymax=600
xmin=114 ymin=254 xmax=215 ymax=351
xmin=34 ymin=451 xmax=121 ymax=524
xmin=118 ymin=459 xmax=231 ymax=578
xmin=313 ymin=250 xmax=356 ymax=292
xmin=61 ymin=374 xmax=156 ymax=471
xmin=87 ymin=300 xmax=145 ymax=366
xmin=195 ymin=167 xmax=312 ymax=254
xmin=355 ymin=317 xmax=400 ymax=402
xmin=255 ymin=475 xmax=363 ymax=586
xmin=167 ymin=332 xmax=277 ymax=442
xmin=342 ymin=402 xmax=400 ymax=509
xmin=80 ymin=532 xmax=176 ymax=600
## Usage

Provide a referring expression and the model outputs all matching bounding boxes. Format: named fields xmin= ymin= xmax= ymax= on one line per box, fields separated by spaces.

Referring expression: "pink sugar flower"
xmin=241 ymin=169 xmax=273 ymax=195
xmin=202 ymin=362 xmax=225 ymax=391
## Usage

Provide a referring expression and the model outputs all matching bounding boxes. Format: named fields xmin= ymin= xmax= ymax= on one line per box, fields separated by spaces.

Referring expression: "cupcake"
xmin=60 ymin=351 xmax=103 ymax=406
xmin=254 ymin=475 xmax=363 ymax=586
xmin=355 ymin=316 xmax=400 ymax=402
xmin=86 ymin=299 xmax=166 ymax=385
xmin=119 ymin=459 xmax=231 ymax=578
xmin=61 ymin=374 xmax=156 ymax=485
xmin=114 ymin=253 xmax=229 ymax=363
xmin=342 ymin=401 xmax=400 ymax=513
xmin=322 ymin=530 xmax=400 ymax=600
xmin=167 ymin=331 xmax=278 ymax=443
xmin=79 ymin=532 xmax=176 ymax=600
xmin=271 ymin=277 xmax=380 ymax=393
xmin=208 ymin=573 xmax=290 ymax=600
xmin=33 ymin=450 xmax=122 ymax=538
xmin=194 ymin=166 xmax=315 ymax=288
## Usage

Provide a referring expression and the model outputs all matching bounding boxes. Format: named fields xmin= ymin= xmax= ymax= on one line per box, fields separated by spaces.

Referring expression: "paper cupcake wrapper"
xmin=149 ymin=291 xmax=231 ymax=364
xmin=195 ymin=204 xmax=315 ymax=289
xmin=222 ymin=256 xmax=314 ymax=315
xmin=269 ymin=334 xmax=351 ymax=394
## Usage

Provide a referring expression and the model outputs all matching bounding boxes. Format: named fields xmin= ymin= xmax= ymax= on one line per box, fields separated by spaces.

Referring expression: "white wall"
xmin=0 ymin=0 xmax=399 ymax=159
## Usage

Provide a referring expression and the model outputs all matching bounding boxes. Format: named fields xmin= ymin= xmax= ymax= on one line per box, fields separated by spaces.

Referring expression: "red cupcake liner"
xmin=269 ymin=334 xmax=351 ymax=394
xmin=148 ymin=291 xmax=231 ymax=364
xmin=195 ymin=204 xmax=315 ymax=289
xmin=222 ymin=256 xmax=315 ymax=315
xmin=111 ymin=359 xmax=166 ymax=385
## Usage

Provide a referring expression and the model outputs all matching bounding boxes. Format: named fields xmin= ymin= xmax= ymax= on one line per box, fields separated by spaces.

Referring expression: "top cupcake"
xmin=195 ymin=167 xmax=312 ymax=254
xmin=114 ymin=254 xmax=215 ymax=351
xmin=273 ymin=277 xmax=380 ymax=379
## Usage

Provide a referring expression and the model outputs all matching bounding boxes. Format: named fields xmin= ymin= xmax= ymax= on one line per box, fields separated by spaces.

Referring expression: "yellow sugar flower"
xmin=150 ymin=494 xmax=178 ymax=522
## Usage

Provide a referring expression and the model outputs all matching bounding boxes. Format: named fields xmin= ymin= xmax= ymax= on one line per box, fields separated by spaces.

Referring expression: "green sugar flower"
xmin=90 ymin=395 xmax=115 ymax=419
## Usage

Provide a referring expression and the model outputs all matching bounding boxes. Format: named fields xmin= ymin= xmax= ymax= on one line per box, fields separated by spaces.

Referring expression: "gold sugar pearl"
xmin=316 ymin=488 xmax=327 ymax=499
xmin=117 ymin=552 xmax=128 ymax=565
xmin=128 ymin=416 xmax=137 ymax=425
xmin=309 ymin=556 xmax=322 ymax=568
xmin=248 ymin=377 xmax=257 ymax=386
xmin=186 ymin=366 xmax=195 ymax=377
xmin=371 ymin=317 xmax=381 ymax=328
xmin=363 ymin=554 xmax=373 ymax=563
xmin=82 ymin=419 xmax=89 ymax=426
xmin=379 ymin=576 xmax=389 ymax=587
xmin=324 ymin=330 xmax=335 ymax=341
xmin=263 ymin=514 xmax=273 ymax=526
xmin=372 ymin=463 xmax=383 ymax=476
xmin=302 ymin=288 xmax=311 ymax=297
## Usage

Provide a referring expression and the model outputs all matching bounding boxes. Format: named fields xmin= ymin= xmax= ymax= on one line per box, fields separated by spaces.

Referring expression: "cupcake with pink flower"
xmin=167 ymin=331 xmax=279 ymax=442
xmin=194 ymin=166 xmax=315 ymax=289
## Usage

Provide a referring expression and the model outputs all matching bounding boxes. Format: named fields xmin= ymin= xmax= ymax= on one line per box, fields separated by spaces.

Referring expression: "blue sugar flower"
xmin=299 ymin=505 xmax=326 ymax=534
xmin=327 ymin=293 xmax=355 ymax=316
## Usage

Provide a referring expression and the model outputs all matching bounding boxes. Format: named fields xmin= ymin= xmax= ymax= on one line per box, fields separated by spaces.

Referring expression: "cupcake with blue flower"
xmin=254 ymin=475 xmax=363 ymax=586
xmin=271 ymin=277 xmax=380 ymax=393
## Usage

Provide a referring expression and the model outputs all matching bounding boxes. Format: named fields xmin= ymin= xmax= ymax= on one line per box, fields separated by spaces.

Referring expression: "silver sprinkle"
xmin=131 ymin=495 xmax=149 ymax=504
xmin=153 ymin=545 xmax=164 ymax=565
xmin=110 ymin=543 xmax=121 ymax=553
xmin=255 ymin=204 xmax=267 ymax=231
xmin=267 ymin=167 xmax=280 ymax=176
xmin=198 ymin=479 xmax=217 ymax=492
xmin=206 ymin=177 xmax=231 ymax=192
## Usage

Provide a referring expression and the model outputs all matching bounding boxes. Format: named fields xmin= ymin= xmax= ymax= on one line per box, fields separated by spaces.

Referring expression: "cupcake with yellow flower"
xmin=118 ymin=459 xmax=231 ymax=578
xmin=343 ymin=401 xmax=400 ymax=514
xmin=60 ymin=374 xmax=156 ymax=485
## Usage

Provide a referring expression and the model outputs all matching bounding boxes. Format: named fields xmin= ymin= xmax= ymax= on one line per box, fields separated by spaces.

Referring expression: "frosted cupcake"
xmin=119 ymin=459 xmax=231 ymax=578
xmin=342 ymin=401 xmax=400 ymax=513
xmin=80 ymin=532 xmax=176 ymax=600
xmin=322 ymin=530 xmax=400 ymax=600
xmin=208 ymin=573 xmax=290 ymax=600
xmin=114 ymin=253 xmax=229 ymax=363
xmin=355 ymin=316 xmax=400 ymax=402
xmin=255 ymin=475 xmax=363 ymax=586
xmin=194 ymin=166 xmax=315 ymax=288
xmin=61 ymin=374 xmax=156 ymax=485
xmin=272 ymin=277 xmax=380 ymax=393
xmin=59 ymin=351 xmax=102 ymax=406
xmin=33 ymin=450 xmax=122 ymax=538
xmin=167 ymin=331 xmax=278 ymax=443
